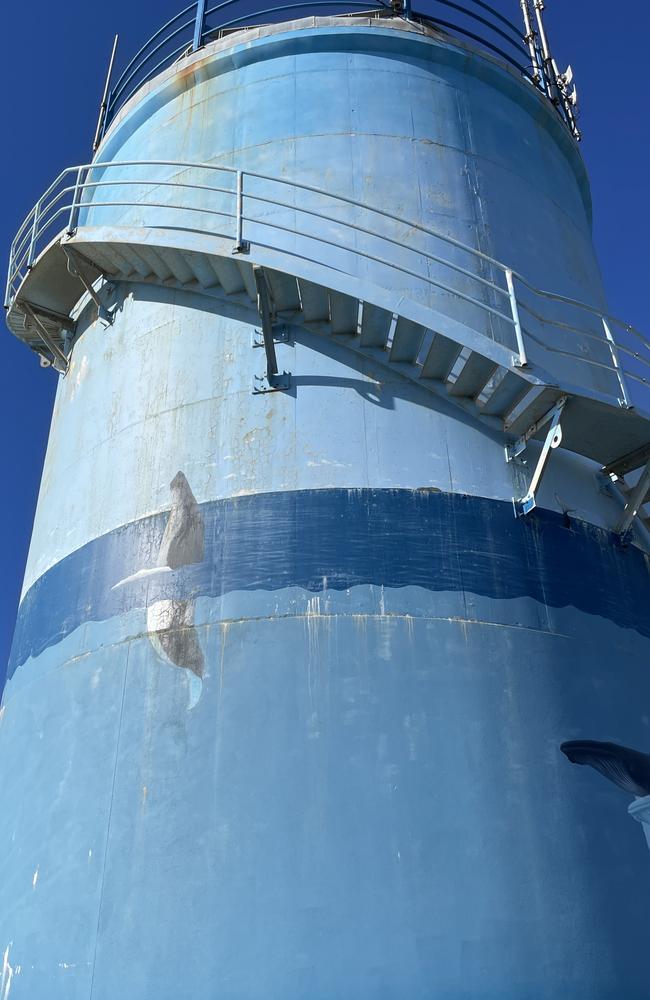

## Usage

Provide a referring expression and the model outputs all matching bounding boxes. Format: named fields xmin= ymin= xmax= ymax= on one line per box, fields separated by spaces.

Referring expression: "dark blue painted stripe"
xmin=6 ymin=489 xmax=650 ymax=679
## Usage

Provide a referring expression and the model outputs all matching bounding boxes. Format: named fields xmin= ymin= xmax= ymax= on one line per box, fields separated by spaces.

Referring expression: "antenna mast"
xmin=521 ymin=1 xmax=581 ymax=141
xmin=93 ymin=34 xmax=119 ymax=152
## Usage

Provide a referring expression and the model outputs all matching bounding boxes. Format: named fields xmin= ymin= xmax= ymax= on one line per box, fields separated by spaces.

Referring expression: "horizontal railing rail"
xmin=98 ymin=0 xmax=536 ymax=143
xmin=6 ymin=159 xmax=649 ymax=410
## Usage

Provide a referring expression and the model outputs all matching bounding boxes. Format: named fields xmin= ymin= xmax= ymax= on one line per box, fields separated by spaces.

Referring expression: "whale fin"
xmin=157 ymin=471 xmax=205 ymax=570
xmin=111 ymin=566 xmax=173 ymax=590
xmin=561 ymin=740 xmax=650 ymax=797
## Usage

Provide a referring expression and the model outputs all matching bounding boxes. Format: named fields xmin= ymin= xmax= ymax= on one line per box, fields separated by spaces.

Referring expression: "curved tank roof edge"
xmin=96 ymin=15 xmax=593 ymax=227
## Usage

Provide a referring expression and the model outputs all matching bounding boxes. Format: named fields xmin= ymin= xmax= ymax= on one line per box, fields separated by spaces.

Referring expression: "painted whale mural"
xmin=114 ymin=471 xmax=205 ymax=706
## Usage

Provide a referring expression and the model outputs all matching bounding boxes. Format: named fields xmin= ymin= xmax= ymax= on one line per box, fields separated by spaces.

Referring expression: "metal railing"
xmin=96 ymin=1 xmax=535 ymax=144
xmin=6 ymin=159 xmax=649 ymax=410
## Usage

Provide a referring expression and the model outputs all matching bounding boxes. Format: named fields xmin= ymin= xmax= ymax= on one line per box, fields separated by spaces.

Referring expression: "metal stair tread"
xmin=389 ymin=318 xmax=426 ymax=363
xmin=360 ymin=303 xmax=393 ymax=348
xmin=445 ymin=348 xmax=497 ymax=399
xmin=6 ymin=229 xmax=650 ymax=476
xmin=329 ymin=290 xmax=358 ymax=335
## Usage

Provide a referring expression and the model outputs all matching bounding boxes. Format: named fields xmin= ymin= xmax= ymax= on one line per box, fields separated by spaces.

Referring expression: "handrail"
xmin=5 ymin=158 xmax=649 ymax=410
xmin=99 ymin=0 xmax=537 ymax=142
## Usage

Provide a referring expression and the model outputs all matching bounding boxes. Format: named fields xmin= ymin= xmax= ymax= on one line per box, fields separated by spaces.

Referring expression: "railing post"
xmin=193 ymin=0 xmax=207 ymax=51
xmin=505 ymin=267 xmax=527 ymax=367
xmin=4 ymin=237 xmax=16 ymax=308
xmin=27 ymin=199 xmax=42 ymax=268
xmin=602 ymin=316 xmax=632 ymax=409
xmin=67 ymin=167 xmax=86 ymax=235
xmin=233 ymin=170 xmax=249 ymax=254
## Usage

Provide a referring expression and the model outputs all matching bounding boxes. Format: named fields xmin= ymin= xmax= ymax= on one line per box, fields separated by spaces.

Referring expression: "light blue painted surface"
xmin=2 ymin=16 xmax=649 ymax=999
xmin=89 ymin=20 xmax=608 ymax=388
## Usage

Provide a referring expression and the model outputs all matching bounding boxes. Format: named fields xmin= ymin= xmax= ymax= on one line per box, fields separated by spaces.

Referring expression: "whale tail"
xmin=561 ymin=740 xmax=650 ymax=797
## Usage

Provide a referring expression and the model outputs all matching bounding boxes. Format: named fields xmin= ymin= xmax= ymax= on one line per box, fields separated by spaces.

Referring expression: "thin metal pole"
xmin=67 ymin=167 xmax=86 ymax=234
xmin=193 ymin=0 xmax=207 ymax=51
xmin=233 ymin=170 xmax=249 ymax=253
xmin=236 ymin=170 xmax=243 ymax=248
xmin=4 ymin=238 xmax=16 ymax=308
xmin=616 ymin=459 xmax=650 ymax=535
xmin=532 ymin=1 xmax=559 ymax=103
xmin=93 ymin=34 xmax=119 ymax=152
xmin=253 ymin=266 xmax=279 ymax=378
xmin=519 ymin=0 xmax=542 ymax=85
xmin=602 ymin=316 xmax=632 ymax=408
xmin=22 ymin=304 xmax=69 ymax=373
xmin=505 ymin=268 xmax=527 ymax=367
xmin=27 ymin=200 xmax=42 ymax=268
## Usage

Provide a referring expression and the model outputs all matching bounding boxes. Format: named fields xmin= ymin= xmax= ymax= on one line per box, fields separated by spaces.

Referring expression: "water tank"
xmin=3 ymin=4 xmax=650 ymax=997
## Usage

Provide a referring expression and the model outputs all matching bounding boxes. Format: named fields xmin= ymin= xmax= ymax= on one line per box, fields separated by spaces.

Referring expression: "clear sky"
xmin=0 ymin=0 xmax=648 ymax=680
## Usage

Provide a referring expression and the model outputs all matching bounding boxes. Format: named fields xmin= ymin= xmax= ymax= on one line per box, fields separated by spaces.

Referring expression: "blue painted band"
xmin=7 ymin=489 xmax=649 ymax=680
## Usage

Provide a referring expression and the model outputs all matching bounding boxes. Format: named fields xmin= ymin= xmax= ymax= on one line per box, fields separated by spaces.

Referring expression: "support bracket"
xmin=252 ymin=371 xmax=291 ymax=394
xmin=614 ymin=459 xmax=650 ymax=537
xmin=22 ymin=303 xmax=69 ymax=374
xmin=252 ymin=325 xmax=291 ymax=349
xmin=507 ymin=396 xmax=567 ymax=517
xmin=252 ymin=265 xmax=290 ymax=394
xmin=63 ymin=246 xmax=113 ymax=326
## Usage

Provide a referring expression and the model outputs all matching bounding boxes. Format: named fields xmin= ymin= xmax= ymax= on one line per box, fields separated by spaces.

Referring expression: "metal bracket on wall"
xmin=252 ymin=371 xmax=291 ymax=394
xmin=22 ymin=303 xmax=70 ymax=374
xmin=63 ymin=246 xmax=113 ymax=326
xmin=252 ymin=325 xmax=291 ymax=349
xmin=613 ymin=459 xmax=650 ymax=537
xmin=252 ymin=265 xmax=291 ymax=394
xmin=507 ymin=396 xmax=567 ymax=517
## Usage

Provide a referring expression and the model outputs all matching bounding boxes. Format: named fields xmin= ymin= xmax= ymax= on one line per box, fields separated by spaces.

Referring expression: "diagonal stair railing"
xmin=5 ymin=159 xmax=650 ymax=420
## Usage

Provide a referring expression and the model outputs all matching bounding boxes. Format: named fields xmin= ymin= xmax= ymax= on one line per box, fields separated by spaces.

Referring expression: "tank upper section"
xmin=85 ymin=15 xmax=613 ymax=391
xmin=7 ymin=3 xmax=650 ymax=577
xmin=91 ymin=13 xmax=608 ymax=380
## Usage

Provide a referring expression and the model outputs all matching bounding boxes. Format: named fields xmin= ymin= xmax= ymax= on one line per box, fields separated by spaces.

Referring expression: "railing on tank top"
xmin=5 ymin=159 xmax=649 ymax=410
xmin=95 ymin=0 xmax=535 ymax=145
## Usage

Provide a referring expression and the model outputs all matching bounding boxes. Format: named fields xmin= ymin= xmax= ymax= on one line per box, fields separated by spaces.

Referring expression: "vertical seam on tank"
xmin=88 ymin=645 xmax=131 ymax=1000
xmin=456 ymin=84 xmax=498 ymax=347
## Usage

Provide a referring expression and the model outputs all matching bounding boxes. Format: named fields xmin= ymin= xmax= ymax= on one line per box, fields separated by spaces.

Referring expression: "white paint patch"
xmin=306 ymin=458 xmax=350 ymax=469
xmin=58 ymin=962 xmax=77 ymax=970
xmin=32 ymin=867 xmax=39 ymax=889
xmin=112 ymin=566 xmax=172 ymax=590
xmin=1 ymin=943 xmax=13 ymax=1000
xmin=88 ymin=849 xmax=93 ymax=862
xmin=68 ymin=354 xmax=89 ymax=402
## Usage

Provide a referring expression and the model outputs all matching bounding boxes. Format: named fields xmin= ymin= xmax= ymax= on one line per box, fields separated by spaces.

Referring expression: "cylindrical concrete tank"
xmin=3 ymin=6 xmax=650 ymax=999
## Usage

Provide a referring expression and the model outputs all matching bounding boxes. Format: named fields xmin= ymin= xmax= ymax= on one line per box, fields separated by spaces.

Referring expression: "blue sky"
xmin=0 ymin=0 xmax=648 ymax=677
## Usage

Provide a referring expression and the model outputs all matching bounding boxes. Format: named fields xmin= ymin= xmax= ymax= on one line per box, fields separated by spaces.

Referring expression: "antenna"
xmin=519 ymin=2 xmax=581 ymax=141
xmin=93 ymin=34 xmax=119 ymax=153
xmin=521 ymin=0 xmax=582 ymax=142
xmin=519 ymin=1 xmax=543 ymax=86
